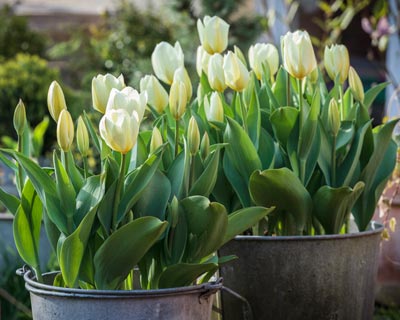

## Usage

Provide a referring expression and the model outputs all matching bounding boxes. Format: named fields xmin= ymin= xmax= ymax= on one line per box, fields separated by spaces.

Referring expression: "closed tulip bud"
xmin=151 ymin=41 xmax=184 ymax=85
xmin=106 ymin=87 xmax=146 ymax=123
xmin=140 ymin=75 xmax=168 ymax=114
xmin=13 ymin=99 xmax=26 ymax=136
xmin=204 ymin=92 xmax=224 ymax=123
xmin=99 ymin=109 xmax=139 ymax=154
xmin=196 ymin=46 xmax=211 ymax=77
xmin=57 ymin=110 xmax=74 ymax=152
xmin=223 ymin=51 xmax=250 ymax=92
xmin=92 ymin=74 xmax=125 ymax=114
xmin=76 ymin=116 xmax=89 ymax=156
xmin=200 ymin=132 xmax=210 ymax=160
xmin=48 ymin=80 xmax=67 ymax=122
xmin=197 ymin=16 xmax=229 ymax=54
xmin=308 ymin=67 xmax=319 ymax=84
xmin=187 ymin=116 xmax=200 ymax=156
xmin=169 ymin=80 xmax=187 ymax=120
xmin=328 ymin=98 xmax=340 ymax=137
xmin=281 ymin=30 xmax=317 ymax=79
xmin=150 ymin=127 xmax=163 ymax=153
xmin=348 ymin=66 xmax=364 ymax=103
xmin=324 ymin=44 xmax=350 ymax=84
xmin=173 ymin=67 xmax=192 ymax=102
xmin=248 ymin=43 xmax=279 ymax=80
xmin=234 ymin=46 xmax=247 ymax=67
xmin=208 ymin=53 xmax=227 ymax=92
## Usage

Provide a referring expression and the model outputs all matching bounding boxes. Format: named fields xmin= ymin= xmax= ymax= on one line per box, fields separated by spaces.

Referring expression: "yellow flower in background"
xmin=248 ymin=43 xmax=279 ymax=80
xmin=47 ymin=80 xmax=67 ymax=122
xmin=151 ymin=41 xmax=184 ymax=85
xmin=197 ymin=16 xmax=229 ymax=54
xmin=140 ymin=75 xmax=169 ymax=114
xmin=324 ymin=44 xmax=350 ymax=84
xmin=57 ymin=109 xmax=74 ymax=152
xmin=281 ymin=30 xmax=317 ymax=79
xmin=92 ymin=74 xmax=125 ymax=114
xmin=223 ymin=51 xmax=250 ymax=92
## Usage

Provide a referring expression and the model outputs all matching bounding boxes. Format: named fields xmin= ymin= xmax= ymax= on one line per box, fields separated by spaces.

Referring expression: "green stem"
xmin=297 ymin=78 xmax=303 ymax=129
xmin=175 ymin=119 xmax=180 ymax=158
xmin=286 ymin=72 xmax=291 ymax=106
xmin=112 ymin=153 xmax=127 ymax=231
xmin=331 ymin=135 xmax=337 ymax=187
xmin=239 ymin=93 xmax=248 ymax=133
xmin=83 ymin=157 xmax=89 ymax=179
xmin=339 ymin=84 xmax=344 ymax=120
xmin=232 ymin=92 xmax=237 ymax=119
xmin=189 ymin=155 xmax=196 ymax=190
xmin=17 ymin=136 xmax=24 ymax=195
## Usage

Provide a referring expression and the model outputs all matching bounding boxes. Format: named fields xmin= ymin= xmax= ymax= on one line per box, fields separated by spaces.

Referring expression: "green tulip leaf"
xmin=363 ymin=82 xmax=389 ymax=110
xmin=167 ymin=139 xmax=190 ymax=200
xmin=245 ymin=74 xmax=261 ymax=149
xmin=97 ymin=179 xmax=117 ymax=235
xmin=258 ymin=128 xmax=276 ymax=169
xmin=249 ymin=168 xmax=312 ymax=234
xmin=272 ymin=67 xmax=288 ymax=106
xmin=313 ymin=182 xmax=365 ymax=234
xmin=270 ymin=107 xmax=299 ymax=148
xmin=94 ymin=216 xmax=168 ymax=290
xmin=83 ymin=111 xmax=100 ymax=153
xmin=158 ymin=262 xmax=218 ymax=289
xmin=65 ymin=151 xmax=84 ymax=192
xmin=263 ymin=81 xmax=280 ymax=111
xmin=0 ymin=187 xmax=20 ymax=214
xmin=164 ymin=203 xmax=187 ymax=265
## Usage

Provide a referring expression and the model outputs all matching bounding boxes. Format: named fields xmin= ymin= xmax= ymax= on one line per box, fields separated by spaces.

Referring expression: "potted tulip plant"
xmin=182 ymin=16 xmax=398 ymax=320
xmin=0 ymin=46 xmax=270 ymax=319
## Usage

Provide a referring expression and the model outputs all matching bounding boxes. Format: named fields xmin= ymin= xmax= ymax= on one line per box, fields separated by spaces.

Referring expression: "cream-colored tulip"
xmin=106 ymin=87 xmax=146 ymax=123
xmin=248 ymin=43 xmax=279 ymax=80
xmin=196 ymin=46 xmax=211 ymax=77
xmin=223 ymin=51 xmax=250 ymax=92
xmin=187 ymin=116 xmax=200 ymax=156
xmin=200 ymin=132 xmax=210 ymax=160
xmin=13 ymin=99 xmax=26 ymax=136
xmin=204 ymin=92 xmax=224 ymax=123
xmin=348 ymin=66 xmax=364 ymax=103
xmin=92 ymin=73 xmax=125 ymax=114
xmin=57 ymin=110 xmax=74 ymax=152
xmin=150 ymin=127 xmax=163 ymax=153
xmin=324 ymin=44 xmax=350 ymax=84
xmin=173 ymin=67 xmax=192 ymax=102
xmin=99 ymin=109 xmax=139 ymax=154
xmin=328 ymin=98 xmax=340 ymax=137
xmin=169 ymin=80 xmax=187 ymax=120
xmin=208 ymin=53 xmax=227 ymax=92
xmin=140 ymin=75 xmax=168 ymax=114
xmin=151 ymin=41 xmax=184 ymax=85
xmin=281 ymin=30 xmax=317 ymax=79
xmin=47 ymin=80 xmax=67 ymax=122
xmin=76 ymin=116 xmax=89 ymax=156
xmin=197 ymin=16 xmax=229 ymax=54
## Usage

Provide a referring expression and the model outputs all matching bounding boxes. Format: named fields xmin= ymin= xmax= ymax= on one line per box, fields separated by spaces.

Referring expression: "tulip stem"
xmin=239 ymin=94 xmax=248 ymax=133
xmin=297 ymin=78 xmax=303 ymax=129
xmin=83 ymin=157 xmax=89 ymax=179
xmin=189 ymin=155 xmax=196 ymax=191
xmin=112 ymin=153 xmax=127 ymax=231
xmin=175 ymin=119 xmax=180 ymax=157
xmin=16 ymin=135 xmax=24 ymax=196
xmin=339 ymin=84 xmax=344 ymax=120
xmin=331 ymin=135 xmax=337 ymax=187
xmin=286 ymin=73 xmax=291 ymax=106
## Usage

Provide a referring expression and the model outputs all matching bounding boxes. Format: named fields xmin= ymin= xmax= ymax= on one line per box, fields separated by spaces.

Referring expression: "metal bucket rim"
xmin=233 ymin=222 xmax=384 ymax=242
xmin=23 ymin=270 xmax=223 ymax=299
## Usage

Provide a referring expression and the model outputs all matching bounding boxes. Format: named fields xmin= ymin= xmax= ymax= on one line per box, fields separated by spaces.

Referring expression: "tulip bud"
xmin=92 ymin=74 xmax=125 ymax=114
xmin=140 ymin=75 xmax=168 ymax=114
xmin=223 ymin=51 xmax=250 ymax=92
xmin=348 ymin=66 xmax=364 ymax=103
xmin=99 ymin=109 xmax=139 ymax=154
xmin=248 ymin=43 xmax=279 ymax=80
xmin=204 ymin=92 xmax=224 ymax=123
xmin=106 ymin=87 xmax=146 ymax=123
xmin=151 ymin=41 xmax=184 ymax=85
xmin=324 ymin=44 xmax=350 ymax=84
xmin=196 ymin=46 xmax=211 ymax=77
xmin=150 ymin=127 xmax=163 ymax=153
xmin=197 ymin=16 xmax=229 ymax=54
xmin=200 ymin=132 xmax=210 ymax=160
xmin=76 ymin=116 xmax=89 ymax=156
xmin=48 ymin=80 xmax=67 ymax=122
xmin=328 ymin=98 xmax=340 ymax=137
xmin=281 ymin=30 xmax=317 ymax=79
xmin=187 ymin=116 xmax=200 ymax=156
xmin=234 ymin=46 xmax=247 ymax=67
xmin=173 ymin=67 xmax=192 ymax=102
xmin=57 ymin=110 xmax=74 ymax=152
xmin=308 ymin=67 xmax=319 ymax=84
xmin=170 ymin=196 xmax=179 ymax=228
xmin=13 ymin=99 xmax=26 ymax=136
xmin=208 ymin=53 xmax=227 ymax=92
xmin=169 ymin=80 xmax=187 ymax=120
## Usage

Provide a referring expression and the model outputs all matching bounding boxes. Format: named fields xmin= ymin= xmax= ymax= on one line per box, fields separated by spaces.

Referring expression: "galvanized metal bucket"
xmin=219 ymin=223 xmax=383 ymax=320
xmin=21 ymin=270 xmax=222 ymax=320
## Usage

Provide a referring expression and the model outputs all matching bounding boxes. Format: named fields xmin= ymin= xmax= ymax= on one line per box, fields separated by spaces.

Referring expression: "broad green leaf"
xmin=13 ymin=180 xmax=42 ymax=273
xmin=164 ymin=202 xmax=187 ymax=265
xmin=94 ymin=216 xmax=168 ymax=290
xmin=83 ymin=111 xmax=100 ymax=152
xmin=97 ymin=179 xmax=117 ymax=235
xmin=65 ymin=151 xmax=84 ymax=192
xmin=0 ymin=187 xmax=20 ymax=214
xmin=222 ymin=206 xmax=274 ymax=245
xmin=313 ymin=182 xmax=364 ymax=234
xmin=245 ymin=74 xmax=261 ymax=148
xmin=363 ymin=82 xmax=389 ymax=109
xmin=270 ymin=107 xmax=299 ymax=147
xmin=342 ymin=88 xmax=353 ymax=120
xmin=181 ymin=196 xmax=228 ymax=262
xmin=59 ymin=204 xmax=98 ymax=288
xmin=249 ymin=168 xmax=312 ymax=234
xmin=272 ymin=67 xmax=288 ymax=106
xmin=263 ymin=81 xmax=280 ymax=111
xmin=258 ymin=128 xmax=276 ymax=169
xmin=167 ymin=139 xmax=190 ymax=200
xmin=31 ymin=116 xmax=49 ymax=157
xmin=158 ymin=262 xmax=218 ymax=288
